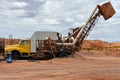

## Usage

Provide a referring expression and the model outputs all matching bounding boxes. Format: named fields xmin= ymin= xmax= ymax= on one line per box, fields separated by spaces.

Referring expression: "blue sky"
xmin=0 ymin=0 xmax=119 ymax=42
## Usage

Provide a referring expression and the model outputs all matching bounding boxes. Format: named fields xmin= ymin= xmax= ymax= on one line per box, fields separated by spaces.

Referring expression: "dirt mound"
xmin=0 ymin=38 xmax=20 ymax=47
xmin=69 ymin=52 xmax=85 ymax=59
xmin=82 ymin=40 xmax=110 ymax=49
xmin=68 ymin=52 xmax=95 ymax=61
xmin=4 ymin=39 xmax=20 ymax=47
xmin=111 ymin=42 xmax=120 ymax=46
xmin=81 ymin=40 xmax=120 ymax=51
xmin=80 ymin=50 xmax=120 ymax=57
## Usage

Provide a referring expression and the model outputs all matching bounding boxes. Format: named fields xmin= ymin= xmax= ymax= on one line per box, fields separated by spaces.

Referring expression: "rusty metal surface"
xmin=98 ymin=2 xmax=116 ymax=20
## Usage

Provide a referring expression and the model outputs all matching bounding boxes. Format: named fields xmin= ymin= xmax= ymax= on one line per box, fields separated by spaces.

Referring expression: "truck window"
xmin=21 ymin=40 xmax=28 ymax=45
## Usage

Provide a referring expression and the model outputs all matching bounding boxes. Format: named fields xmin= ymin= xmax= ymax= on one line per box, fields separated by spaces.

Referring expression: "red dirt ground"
xmin=1 ymin=51 xmax=120 ymax=80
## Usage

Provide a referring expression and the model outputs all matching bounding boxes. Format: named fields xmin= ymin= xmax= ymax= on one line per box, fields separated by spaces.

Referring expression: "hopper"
xmin=98 ymin=2 xmax=116 ymax=20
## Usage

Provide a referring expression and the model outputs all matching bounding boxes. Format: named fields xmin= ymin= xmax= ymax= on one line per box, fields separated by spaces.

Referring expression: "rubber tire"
xmin=12 ymin=52 xmax=20 ymax=60
xmin=44 ymin=52 xmax=53 ymax=60
xmin=59 ymin=53 xmax=68 ymax=58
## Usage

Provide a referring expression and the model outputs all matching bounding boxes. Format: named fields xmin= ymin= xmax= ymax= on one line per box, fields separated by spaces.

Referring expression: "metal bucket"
xmin=98 ymin=2 xmax=116 ymax=20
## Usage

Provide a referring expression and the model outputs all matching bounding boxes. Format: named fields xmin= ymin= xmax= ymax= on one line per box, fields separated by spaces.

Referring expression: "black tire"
xmin=44 ymin=52 xmax=53 ymax=60
xmin=59 ymin=53 xmax=68 ymax=58
xmin=12 ymin=51 xmax=20 ymax=60
xmin=49 ymin=52 xmax=55 ymax=59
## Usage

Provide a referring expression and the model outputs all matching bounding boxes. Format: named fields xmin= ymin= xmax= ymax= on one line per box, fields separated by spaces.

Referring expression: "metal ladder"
xmin=78 ymin=11 xmax=101 ymax=48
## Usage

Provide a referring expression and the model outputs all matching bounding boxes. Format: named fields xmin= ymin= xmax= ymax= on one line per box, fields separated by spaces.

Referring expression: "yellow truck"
xmin=5 ymin=31 xmax=58 ymax=59
xmin=4 ymin=2 xmax=115 ymax=60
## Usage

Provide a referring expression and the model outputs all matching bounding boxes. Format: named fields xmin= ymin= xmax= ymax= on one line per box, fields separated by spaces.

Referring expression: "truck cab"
xmin=5 ymin=39 xmax=30 ymax=59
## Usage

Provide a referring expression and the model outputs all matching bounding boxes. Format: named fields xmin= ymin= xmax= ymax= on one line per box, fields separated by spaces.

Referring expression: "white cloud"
xmin=65 ymin=18 xmax=75 ymax=23
xmin=73 ymin=22 xmax=81 ymax=27
xmin=42 ymin=19 xmax=60 ymax=25
xmin=0 ymin=0 xmax=119 ymax=42
xmin=13 ymin=1 xmax=28 ymax=8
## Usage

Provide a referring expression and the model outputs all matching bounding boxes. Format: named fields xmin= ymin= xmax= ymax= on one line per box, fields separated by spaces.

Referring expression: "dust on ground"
xmin=1 ymin=51 xmax=120 ymax=80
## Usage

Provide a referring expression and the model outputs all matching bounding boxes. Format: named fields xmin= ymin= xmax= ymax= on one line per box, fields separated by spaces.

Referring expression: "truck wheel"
xmin=44 ymin=52 xmax=52 ymax=60
xmin=12 ymin=51 xmax=20 ymax=60
xmin=59 ymin=53 xmax=68 ymax=58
